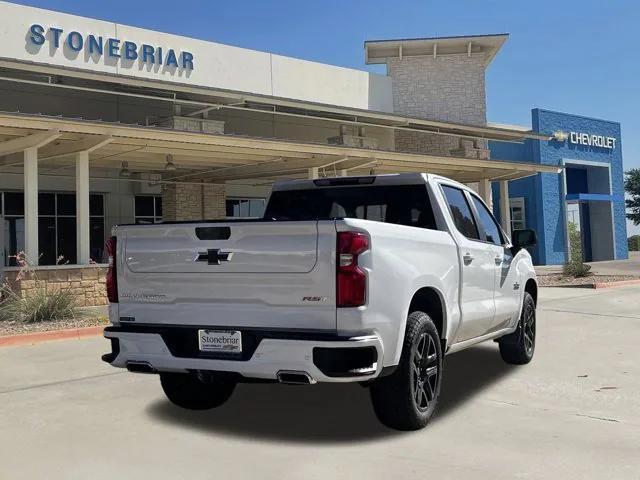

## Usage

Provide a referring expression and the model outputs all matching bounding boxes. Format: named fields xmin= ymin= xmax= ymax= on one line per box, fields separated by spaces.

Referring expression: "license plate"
xmin=198 ymin=329 xmax=242 ymax=353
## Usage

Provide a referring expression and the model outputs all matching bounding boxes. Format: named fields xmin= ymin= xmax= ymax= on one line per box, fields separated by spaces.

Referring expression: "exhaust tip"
xmin=126 ymin=361 xmax=157 ymax=374
xmin=276 ymin=370 xmax=314 ymax=385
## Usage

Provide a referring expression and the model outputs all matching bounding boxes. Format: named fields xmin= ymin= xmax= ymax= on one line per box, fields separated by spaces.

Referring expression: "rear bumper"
xmin=103 ymin=326 xmax=384 ymax=383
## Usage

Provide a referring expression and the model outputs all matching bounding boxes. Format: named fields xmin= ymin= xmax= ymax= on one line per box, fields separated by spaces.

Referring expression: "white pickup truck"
xmin=102 ymin=173 xmax=538 ymax=430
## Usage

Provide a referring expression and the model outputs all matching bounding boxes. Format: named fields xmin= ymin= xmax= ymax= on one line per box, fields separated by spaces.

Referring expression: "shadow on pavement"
xmin=436 ymin=344 xmax=517 ymax=421
xmin=147 ymin=344 xmax=516 ymax=443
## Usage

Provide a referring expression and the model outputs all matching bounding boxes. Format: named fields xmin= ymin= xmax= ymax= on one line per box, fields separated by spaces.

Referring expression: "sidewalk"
xmin=536 ymin=251 xmax=640 ymax=276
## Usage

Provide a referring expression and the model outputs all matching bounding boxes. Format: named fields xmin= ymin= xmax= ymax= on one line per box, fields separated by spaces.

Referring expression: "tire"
xmin=369 ymin=311 xmax=443 ymax=431
xmin=498 ymin=292 xmax=536 ymax=365
xmin=160 ymin=372 xmax=236 ymax=410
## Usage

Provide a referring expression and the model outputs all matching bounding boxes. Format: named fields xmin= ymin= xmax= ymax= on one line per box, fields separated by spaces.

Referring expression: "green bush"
xmin=628 ymin=235 xmax=640 ymax=252
xmin=563 ymin=221 xmax=592 ymax=278
xmin=0 ymin=284 xmax=78 ymax=323
xmin=562 ymin=261 xmax=592 ymax=277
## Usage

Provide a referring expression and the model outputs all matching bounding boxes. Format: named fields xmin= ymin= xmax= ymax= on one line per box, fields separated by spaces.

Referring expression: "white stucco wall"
xmin=0 ymin=1 xmax=393 ymax=112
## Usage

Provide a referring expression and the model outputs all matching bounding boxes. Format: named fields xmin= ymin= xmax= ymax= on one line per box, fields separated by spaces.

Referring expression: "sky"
xmin=12 ymin=0 xmax=640 ymax=234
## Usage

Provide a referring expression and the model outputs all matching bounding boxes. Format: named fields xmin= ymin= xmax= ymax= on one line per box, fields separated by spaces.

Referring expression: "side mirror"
xmin=511 ymin=229 xmax=537 ymax=252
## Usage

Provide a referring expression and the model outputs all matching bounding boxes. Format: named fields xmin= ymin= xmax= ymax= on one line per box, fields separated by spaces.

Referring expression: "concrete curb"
xmin=0 ymin=325 xmax=105 ymax=347
xmin=543 ymin=279 xmax=640 ymax=289
xmin=592 ymin=279 xmax=640 ymax=289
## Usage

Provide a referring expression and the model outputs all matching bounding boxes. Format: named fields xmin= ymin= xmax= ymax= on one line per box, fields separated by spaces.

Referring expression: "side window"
xmin=441 ymin=185 xmax=480 ymax=240
xmin=470 ymin=195 xmax=504 ymax=245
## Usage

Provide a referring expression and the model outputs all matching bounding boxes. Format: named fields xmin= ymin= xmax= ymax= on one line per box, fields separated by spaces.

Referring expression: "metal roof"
xmin=365 ymin=33 xmax=509 ymax=65
xmin=0 ymin=60 xmax=549 ymax=143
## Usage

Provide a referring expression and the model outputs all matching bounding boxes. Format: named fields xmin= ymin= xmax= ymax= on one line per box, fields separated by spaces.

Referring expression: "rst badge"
xmin=302 ymin=296 xmax=328 ymax=302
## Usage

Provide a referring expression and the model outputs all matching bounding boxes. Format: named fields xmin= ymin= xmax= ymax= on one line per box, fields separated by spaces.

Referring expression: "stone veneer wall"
xmin=4 ymin=265 xmax=108 ymax=307
xmin=162 ymin=182 xmax=226 ymax=221
xmin=203 ymin=183 xmax=227 ymax=219
xmin=386 ymin=54 xmax=488 ymax=156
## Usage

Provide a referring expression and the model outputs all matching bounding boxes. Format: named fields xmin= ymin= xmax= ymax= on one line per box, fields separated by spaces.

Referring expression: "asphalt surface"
xmin=1 ymin=286 xmax=639 ymax=479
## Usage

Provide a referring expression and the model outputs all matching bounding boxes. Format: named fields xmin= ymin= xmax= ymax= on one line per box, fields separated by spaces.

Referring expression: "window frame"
xmin=439 ymin=182 xmax=510 ymax=247
xmin=509 ymin=197 xmax=526 ymax=232
xmin=439 ymin=184 xmax=481 ymax=241
xmin=262 ymin=185 xmax=438 ymax=230
xmin=134 ymin=195 xmax=163 ymax=224
xmin=1 ymin=191 xmax=105 ymax=266
xmin=2 ymin=191 xmax=25 ymax=266
xmin=225 ymin=197 xmax=266 ymax=218
xmin=465 ymin=191 xmax=508 ymax=247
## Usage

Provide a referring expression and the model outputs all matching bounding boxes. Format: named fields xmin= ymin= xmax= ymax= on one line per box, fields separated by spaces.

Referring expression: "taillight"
xmin=336 ymin=231 xmax=369 ymax=307
xmin=105 ymin=236 xmax=118 ymax=303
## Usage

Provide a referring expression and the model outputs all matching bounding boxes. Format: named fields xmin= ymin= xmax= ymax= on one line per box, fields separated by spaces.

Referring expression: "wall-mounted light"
xmin=119 ymin=161 xmax=131 ymax=177
xmin=165 ymin=154 xmax=176 ymax=171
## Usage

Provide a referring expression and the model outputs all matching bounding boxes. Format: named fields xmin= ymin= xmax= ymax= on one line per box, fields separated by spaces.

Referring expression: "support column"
xmin=76 ymin=151 xmax=90 ymax=264
xmin=308 ymin=167 xmax=319 ymax=179
xmin=23 ymin=147 xmax=39 ymax=265
xmin=478 ymin=179 xmax=493 ymax=209
xmin=499 ymin=180 xmax=511 ymax=236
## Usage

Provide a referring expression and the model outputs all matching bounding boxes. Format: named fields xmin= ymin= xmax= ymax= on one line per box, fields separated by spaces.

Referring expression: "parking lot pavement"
xmin=1 ymin=287 xmax=639 ymax=480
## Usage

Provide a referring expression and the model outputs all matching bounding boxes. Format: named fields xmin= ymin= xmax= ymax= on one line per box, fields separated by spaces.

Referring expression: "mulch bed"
xmin=537 ymin=274 xmax=640 ymax=288
xmin=0 ymin=315 xmax=108 ymax=337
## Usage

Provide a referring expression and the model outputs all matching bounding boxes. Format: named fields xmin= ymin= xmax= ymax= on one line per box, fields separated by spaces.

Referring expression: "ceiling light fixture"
xmin=119 ymin=161 xmax=131 ymax=177
xmin=165 ymin=154 xmax=176 ymax=171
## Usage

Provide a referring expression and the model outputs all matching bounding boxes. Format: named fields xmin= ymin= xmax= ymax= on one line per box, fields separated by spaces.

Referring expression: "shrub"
xmin=563 ymin=221 xmax=592 ymax=278
xmin=0 ymin=251 xmax=79 ymax=323
xmin=628 ymin=235 xmax=640 ymax=252
xmin=562 ymin=261 xmax=592 ymax=277
xmin=0 ymin=283 xmax=78 ymax=323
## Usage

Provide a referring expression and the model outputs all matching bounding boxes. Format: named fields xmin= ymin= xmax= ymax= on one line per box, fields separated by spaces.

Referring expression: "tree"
xmin=625 ymin=169 xmax=640 ymax=225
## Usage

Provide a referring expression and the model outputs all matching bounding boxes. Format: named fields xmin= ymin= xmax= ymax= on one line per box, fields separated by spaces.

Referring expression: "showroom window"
xmin=2 ymin=192 xmax=105 ymax=266
xmin=226 ymin=198 xmax=266 ymax=218
xmin=135 ymin=196 xmax=163 ymax=224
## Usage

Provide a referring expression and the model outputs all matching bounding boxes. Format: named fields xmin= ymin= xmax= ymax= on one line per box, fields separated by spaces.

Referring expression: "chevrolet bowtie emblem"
xmin=196 ymin=249 xmax=233 ymax=265
xmin=552 ymin=130 xmax=568 ymax=142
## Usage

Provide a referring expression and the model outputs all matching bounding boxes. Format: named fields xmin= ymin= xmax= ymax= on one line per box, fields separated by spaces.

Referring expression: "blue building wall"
xmin=490 ymin=108 xmax=628 ymax=265
xmin=490 ymin=140 xmax=545 ymax=264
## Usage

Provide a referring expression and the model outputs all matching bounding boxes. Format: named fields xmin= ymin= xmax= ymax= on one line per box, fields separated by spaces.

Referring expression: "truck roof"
xmin=272 ymin=173 xmax=468 ymax=191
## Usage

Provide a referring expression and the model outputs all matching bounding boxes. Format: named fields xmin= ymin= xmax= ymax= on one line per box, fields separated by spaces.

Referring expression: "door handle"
xmin=463 ymin=253 xmax=474 ymax=265
xmin=495 ymin=255 xmax=503 ymax=265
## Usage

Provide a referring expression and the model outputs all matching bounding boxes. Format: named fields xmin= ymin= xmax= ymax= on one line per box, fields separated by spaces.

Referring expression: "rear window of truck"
xmin=264 ymin=185 xmax=437 ymax=229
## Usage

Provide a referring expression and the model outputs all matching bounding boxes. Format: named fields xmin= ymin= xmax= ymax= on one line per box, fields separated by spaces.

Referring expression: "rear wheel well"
xmin=525 ymin=279 xmax=538 ymax=305
xmin=409 ymin=287 xmax=445 ymax=342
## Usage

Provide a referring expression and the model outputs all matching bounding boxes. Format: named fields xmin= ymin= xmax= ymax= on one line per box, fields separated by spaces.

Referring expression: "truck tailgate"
xmin=117 ymin=221 xmax=337 ymax=331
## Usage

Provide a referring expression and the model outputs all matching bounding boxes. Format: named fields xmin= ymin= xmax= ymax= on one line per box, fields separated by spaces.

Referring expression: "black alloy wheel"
xmin=370 ymin=310 xmax=443 ymax=430
xmin=499 ymin=292 xmax=536 ymax=365
xmin=412 ymin=332 xmax=439 ymax=412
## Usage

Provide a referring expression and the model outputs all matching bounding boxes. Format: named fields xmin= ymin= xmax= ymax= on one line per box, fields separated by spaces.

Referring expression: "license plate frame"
xmin=197 ymin=329 xmax=242 ymax=353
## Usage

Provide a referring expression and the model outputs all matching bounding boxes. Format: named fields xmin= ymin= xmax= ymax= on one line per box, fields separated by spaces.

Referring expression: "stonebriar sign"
xmin=0 ymin=1 xmax=392 ymax=111
xmin=28 ymin=24 xmax=194 ymax=70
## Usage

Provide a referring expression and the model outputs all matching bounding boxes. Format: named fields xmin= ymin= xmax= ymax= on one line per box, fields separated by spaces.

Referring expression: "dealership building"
xmin=0 ymin=1 xmax=628 ymax=304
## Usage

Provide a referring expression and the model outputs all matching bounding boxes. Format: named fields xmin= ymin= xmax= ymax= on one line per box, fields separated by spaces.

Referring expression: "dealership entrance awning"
xmin=0 ymin=112 xmax=560 ymax=185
